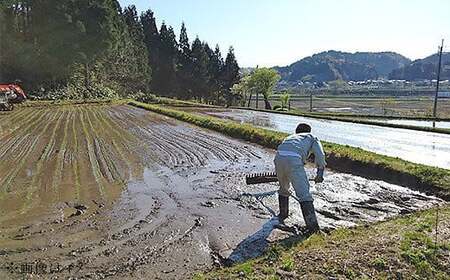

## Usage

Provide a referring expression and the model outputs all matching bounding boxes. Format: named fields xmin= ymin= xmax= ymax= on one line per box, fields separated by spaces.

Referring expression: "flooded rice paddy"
xmin=0 ymin=104 xmax=443 ymax=279
xmin=184 ymin=107 xmax=450 ymax=169
xmin=372 ymin=118 xmax=450 ymax=129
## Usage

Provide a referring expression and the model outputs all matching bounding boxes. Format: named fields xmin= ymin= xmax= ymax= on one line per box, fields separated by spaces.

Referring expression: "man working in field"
xmin=274 ymin=123 xmax=326 ymax=233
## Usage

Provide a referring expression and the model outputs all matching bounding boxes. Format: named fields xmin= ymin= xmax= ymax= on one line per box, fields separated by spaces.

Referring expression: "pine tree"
xmin=222 ymin=46 xmax=240 ymax=106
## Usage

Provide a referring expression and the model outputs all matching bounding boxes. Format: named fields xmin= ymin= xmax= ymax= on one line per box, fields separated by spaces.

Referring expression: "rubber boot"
xmin=300 ymin=201 xmax=320 ymax=233
xmin=278 ymin=195 xmax=289 ymax=223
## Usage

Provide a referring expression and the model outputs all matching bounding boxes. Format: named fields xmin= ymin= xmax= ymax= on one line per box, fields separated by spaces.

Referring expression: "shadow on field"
xmin=226 ymin=190 xmax=310 ymax=265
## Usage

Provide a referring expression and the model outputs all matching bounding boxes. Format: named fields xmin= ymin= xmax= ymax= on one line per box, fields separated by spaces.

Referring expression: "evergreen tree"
xmin=156 ymin=22 xmax=178 ymax=96
xmin=221 ymin=46 xmax=240 ymax=106
xmin=1 ymin=0 xmax=123 ymax=95
xmin=190 ymin=38 xmax=210 ymax=100
xmin=176 ymin=22 xmax=193 ymax=98
xmin=119 ymin=5 xmax=151 ymax=93
xmin=0 ymin=2 xmax=240 ymax=101
xmin=206 ymin=44 xmax=224 ymax=103
xmin=141 ymin=9 xmax=161 ymax=93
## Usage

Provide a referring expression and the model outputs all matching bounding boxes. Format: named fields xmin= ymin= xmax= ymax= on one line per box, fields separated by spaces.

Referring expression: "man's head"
xmin=296 ymin=123 xmax=311 ymax=134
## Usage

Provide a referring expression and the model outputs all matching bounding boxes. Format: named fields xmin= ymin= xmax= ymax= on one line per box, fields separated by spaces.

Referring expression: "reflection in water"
xmin=376 ymin=118 xmax=450 ymax=129
xmin=203 ymin=109 xmax=450 ymax=169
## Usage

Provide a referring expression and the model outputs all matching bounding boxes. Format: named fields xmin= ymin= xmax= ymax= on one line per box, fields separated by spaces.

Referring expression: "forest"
xmin=0 ymin=0 xmax=241 ymax=105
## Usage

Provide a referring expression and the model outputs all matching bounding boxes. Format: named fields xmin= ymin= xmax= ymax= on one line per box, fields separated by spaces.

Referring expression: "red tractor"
xmin=0 ymin=84 xmax=27 ymax=111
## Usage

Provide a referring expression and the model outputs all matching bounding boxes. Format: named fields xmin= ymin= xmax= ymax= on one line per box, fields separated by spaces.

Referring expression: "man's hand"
xmin=314 ymin=168 xmax=325 ymax=183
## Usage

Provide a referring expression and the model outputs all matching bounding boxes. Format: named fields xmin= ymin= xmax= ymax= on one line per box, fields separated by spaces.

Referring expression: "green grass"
xmin=136 ymin=94 xmax=218 ymax=108
xmin=129 ymin=100 xmax=450 ymax=198
xmin=196 ymin=206 xmax=450 ymax=279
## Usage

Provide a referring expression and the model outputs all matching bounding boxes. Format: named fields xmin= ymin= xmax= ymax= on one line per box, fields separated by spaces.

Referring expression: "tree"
xmin=1 ymin=0 xmax=124 ymax=96
xmin=0 ymin=2 xmax=241 ymax=101
xmin=176 ymin=22 xmax=193 ymax=98
xmin=279 ymin=90 xmax=291 ymax=110
xmin=230 ymin=75 xmax=252 ymax=106
xmin=157 ymin=22 xmax=178 ymax=96
xmin=205 ymin=44 xmax=224 ymax=104
xmin=221 ymin=46 xmax=240 ymax=106
xmin=249 ymin=68 xmax=280 ymax=110
xmin=117 ymin=5 xmax=151 ymax=93
xmin=190 ymin=38 xmax=210 ymax=100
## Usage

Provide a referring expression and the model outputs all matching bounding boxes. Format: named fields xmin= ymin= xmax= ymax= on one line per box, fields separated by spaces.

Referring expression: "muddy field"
xmin=0 ymin=104 xmax=443 ymax=279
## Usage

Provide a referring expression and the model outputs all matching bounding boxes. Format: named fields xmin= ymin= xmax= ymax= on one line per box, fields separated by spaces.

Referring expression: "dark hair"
xmin=296 ymin=123 xmax=311 ymax=134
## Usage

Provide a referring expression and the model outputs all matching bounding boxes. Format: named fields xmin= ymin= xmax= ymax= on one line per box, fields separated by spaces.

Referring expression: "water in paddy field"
xmin=196 ymin=109 xmax=450 ymax=169
xmin=373 ymin=118 xmax=450 ymax=129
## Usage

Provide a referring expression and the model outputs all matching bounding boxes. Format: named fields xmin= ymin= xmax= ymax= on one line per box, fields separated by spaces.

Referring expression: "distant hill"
xmin=274 ymin=50 xmax=411 ymax=83
xmin=388 ymin=53 xmax=450 ymax=81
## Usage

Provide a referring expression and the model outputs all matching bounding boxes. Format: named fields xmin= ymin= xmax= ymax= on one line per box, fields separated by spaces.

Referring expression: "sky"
xmin=118 ymin=0 xmax=450 ymax=67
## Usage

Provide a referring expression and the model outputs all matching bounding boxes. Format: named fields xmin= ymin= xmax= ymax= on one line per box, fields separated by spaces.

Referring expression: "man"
xmin=274 ymin=123 xmax=326 ymax=233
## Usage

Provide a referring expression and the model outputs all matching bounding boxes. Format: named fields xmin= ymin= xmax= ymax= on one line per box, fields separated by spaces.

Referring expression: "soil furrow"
xmin=0 ymin=109 xmax=51 ymax=158
xmin=79 ymin=107 xmax=106 ymax=200
xmin=20 ymin=109 xmax=67 ymax=214
xmin=51 ymin=109 xmax=74 ymax=203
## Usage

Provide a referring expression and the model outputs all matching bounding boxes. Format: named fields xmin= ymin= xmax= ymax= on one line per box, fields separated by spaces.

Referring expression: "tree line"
xmin=0 ymin=1 xmax=240 ymax=104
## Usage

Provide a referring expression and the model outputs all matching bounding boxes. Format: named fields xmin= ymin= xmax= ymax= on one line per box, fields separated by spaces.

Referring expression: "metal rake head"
xmin=245 ymin=172 xmax=278 ymax=185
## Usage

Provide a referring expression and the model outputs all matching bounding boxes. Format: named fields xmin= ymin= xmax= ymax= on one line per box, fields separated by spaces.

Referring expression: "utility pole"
xmin=309 ymin=91 xmax=313 ymax=112
xmin=433 ymin=39 xmax=444 ymax=118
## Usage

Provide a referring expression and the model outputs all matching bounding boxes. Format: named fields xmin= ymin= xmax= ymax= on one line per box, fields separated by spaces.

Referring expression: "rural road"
xmin=0 ymin=105 xmax=442 ymax=279
xmin=187 ymin=108 xmax=450 ymax=169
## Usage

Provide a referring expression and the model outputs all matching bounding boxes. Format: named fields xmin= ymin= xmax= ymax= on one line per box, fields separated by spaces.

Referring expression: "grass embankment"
xmin=142 ymin=95 xmax=219 ymax=108
xmin=233 ymin=107 xmax=450 ymax=134
xmin=129 ymin=101 xmax=450 ymax=199
xmin=195 ymin=206 xmax=450 ymax=279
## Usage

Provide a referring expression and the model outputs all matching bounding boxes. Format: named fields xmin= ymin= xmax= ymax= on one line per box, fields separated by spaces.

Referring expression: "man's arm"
xmin=311 ymin=137 xmax=326 ymax=182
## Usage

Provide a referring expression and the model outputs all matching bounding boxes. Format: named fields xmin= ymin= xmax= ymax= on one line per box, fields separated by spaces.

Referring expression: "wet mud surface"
xmin=0 ymin=105 xmax=443 ymax=279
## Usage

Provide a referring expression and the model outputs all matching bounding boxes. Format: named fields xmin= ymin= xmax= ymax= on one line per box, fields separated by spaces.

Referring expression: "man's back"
xmin=277 ymin=133 xmax=326 ymax=168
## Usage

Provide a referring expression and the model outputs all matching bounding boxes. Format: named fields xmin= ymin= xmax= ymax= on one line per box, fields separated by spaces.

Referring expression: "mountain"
xmin=388 ymin=53 xmax=450 ymax=81
xmin=274 ymin=50 xmax=411 ymax=83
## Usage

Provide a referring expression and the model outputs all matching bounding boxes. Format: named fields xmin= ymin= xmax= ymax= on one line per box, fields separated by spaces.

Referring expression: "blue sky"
xmin=118 ymin=0 xmax=450 ymax=67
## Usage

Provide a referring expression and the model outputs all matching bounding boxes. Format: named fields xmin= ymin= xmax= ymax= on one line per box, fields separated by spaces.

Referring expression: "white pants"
xmin=274 ymin=155 xmax=313 ymax=202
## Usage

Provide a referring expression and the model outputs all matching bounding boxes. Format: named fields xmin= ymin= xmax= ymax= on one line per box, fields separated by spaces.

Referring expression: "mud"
xmin=0 ymin=105 xmax=443 ymax=279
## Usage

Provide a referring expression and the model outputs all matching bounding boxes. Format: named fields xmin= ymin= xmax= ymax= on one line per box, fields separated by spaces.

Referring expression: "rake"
xmin=245 ymin=172 xmax=316 ymax=185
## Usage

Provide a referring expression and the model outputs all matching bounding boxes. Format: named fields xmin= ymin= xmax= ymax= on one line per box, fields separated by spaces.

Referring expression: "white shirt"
xmin=276 ymin=133 xmax=326 ymax=168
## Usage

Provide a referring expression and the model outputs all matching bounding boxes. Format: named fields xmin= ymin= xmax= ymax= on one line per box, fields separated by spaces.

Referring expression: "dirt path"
xmin=0 ymin=105 xmax=443 ymax=279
